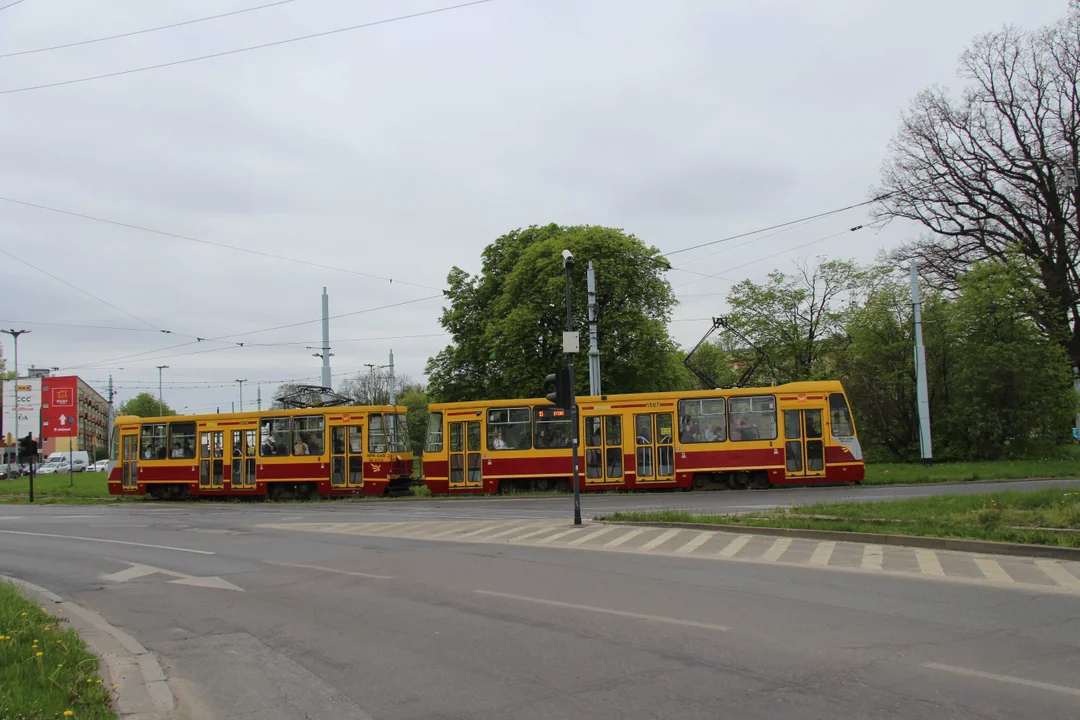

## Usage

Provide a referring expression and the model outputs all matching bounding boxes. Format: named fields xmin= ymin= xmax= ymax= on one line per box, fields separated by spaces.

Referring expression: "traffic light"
xmin=18 ymin=434 xmax=36 ymax=463
xmin=544 ymin=368 xmax=572 ymax=410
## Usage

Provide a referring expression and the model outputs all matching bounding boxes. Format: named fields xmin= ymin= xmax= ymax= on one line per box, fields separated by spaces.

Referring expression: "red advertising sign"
xmin=41 ymin=376 xmax=78 ymax=437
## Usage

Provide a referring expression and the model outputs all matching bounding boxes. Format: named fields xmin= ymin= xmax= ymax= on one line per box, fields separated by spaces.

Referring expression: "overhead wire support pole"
xmin=587 ymin=261 xmax=601 ymax=396
xmin=911 ymin=263 xmax=933 ymax=465
xmin=2 ymin=329 xmax=30 ymax=500
xmin=235 ymin=379 xmax=247 ymax=412
xmin=155 ymin=365 xmax=169 ymax=416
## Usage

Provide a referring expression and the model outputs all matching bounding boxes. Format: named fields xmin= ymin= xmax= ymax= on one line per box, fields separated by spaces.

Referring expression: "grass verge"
xmin=605 ymin=487 xmax=1080 ymax=548
xmin=863 ymin=446 xmax=1080 ymax=485
xmin=0 ymin=582 xmax=115 ymax=719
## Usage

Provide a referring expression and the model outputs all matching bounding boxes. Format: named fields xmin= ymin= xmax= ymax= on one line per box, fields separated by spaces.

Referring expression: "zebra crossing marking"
xmin=257 ymin=520 xmax=1080 ymax=595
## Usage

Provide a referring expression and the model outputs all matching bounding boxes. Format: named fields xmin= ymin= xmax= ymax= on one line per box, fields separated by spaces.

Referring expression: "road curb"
xmin=598 ymin=521 xmax=1080 ymax=561
xmin=1 ymin=574 xmax=176 ymax=719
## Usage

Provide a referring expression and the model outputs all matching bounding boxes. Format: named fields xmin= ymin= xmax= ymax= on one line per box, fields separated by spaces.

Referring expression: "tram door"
xmin=231 ymin=430 xmax=257 ymax=489
xmin=584 ymin=415 xmax=623 ymax=485
xmin=199 ymin=431 xmax=224 ymax=490
xmin=330 ymin=424 xmax=365 ymax=489
xmin=634 ymin=413 xmax=675 ymax=483
xmin=784 ymin=409 xmax=826 ymax=479
xmin=448 ymin=420 xmax=482 ymax=489
xmin=121 ymin=432 xmax=139 ymax=489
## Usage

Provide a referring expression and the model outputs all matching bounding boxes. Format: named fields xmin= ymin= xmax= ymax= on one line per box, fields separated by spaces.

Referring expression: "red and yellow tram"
xmin=108 ymin=405 xmax=414 ymax=499
xmin=422 ymin=381 xmax=863 ymax=494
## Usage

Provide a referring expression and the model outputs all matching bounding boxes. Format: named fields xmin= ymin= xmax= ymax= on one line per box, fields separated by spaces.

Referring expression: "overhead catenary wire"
xmin=0 ymin=0 xmax=305 ymax=58
xmin=661 ymin=196 xmax=885 ymax=257
xmin=0 ymin=247 xmax=173 ymax=333
xmin=0 ymin=0 xmax=27 ymax=12
xmin=0 ymin=0 xmax=497 ymax=95
xmin=0 ymin=197 xmax=447 ymax=293
xmin=58 ymin=293 xmax=445 ymax=371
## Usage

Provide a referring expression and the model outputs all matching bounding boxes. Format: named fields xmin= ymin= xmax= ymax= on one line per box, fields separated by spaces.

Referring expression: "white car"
xmin=37 ymin=462 xmax=70 ymax=474
xmin=90 ymin=460 xmax=110 ymax=472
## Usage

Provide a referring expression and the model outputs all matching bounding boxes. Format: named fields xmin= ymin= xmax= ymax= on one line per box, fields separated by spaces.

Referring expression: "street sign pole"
xmin=563 ymin=252 xmax=581 ymax=526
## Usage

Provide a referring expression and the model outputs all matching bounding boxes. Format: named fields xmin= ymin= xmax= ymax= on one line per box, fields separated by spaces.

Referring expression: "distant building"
xmin=1 ymin=375 xmax=110 ymax=461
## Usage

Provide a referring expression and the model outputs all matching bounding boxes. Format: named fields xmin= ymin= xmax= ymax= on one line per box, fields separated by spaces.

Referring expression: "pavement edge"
xmin=1 ymin=573 xmax=177 ymax=720
xmin=598 ymin=521 xmax=1080 ymax=561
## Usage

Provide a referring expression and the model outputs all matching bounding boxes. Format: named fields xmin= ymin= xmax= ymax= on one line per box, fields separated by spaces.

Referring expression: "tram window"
xmin=449 ymin=423 xmax=463 ymax=453
xmin=728 ymin=396 xmax=777 ymax=441
xmin=425 ymin=412 xmax=444 ymax=452
xmin=829 ymin=394 xmax=854 ymax=437
xmin=386 ymin=414 xmax=409 ymax=453
xmin=369 ymin=414 xmax=387 ymax=453
xmin=293 ymin=416 xmax=324 ymax=456
xmin=487 ymin=407 xmax=531 ymax=450
xmin=533 ymin=407 xmax=571 ymax=449
xmin=678 ymin=398 xmax=726 ymax=443
xmin=110 ymin=429 xmax=120 ymax=461
xmin=260 ymin=417 xmax=292 ymax=456
xmin=140 ymin=423 xmax=167 ymax=460
xmin=635 ymin=415 xmax=652 ymax=445
xmin=168 ymin=422 xmax=196 ymax=459
xmin=349 ymin=426 xmax=363 ymax=454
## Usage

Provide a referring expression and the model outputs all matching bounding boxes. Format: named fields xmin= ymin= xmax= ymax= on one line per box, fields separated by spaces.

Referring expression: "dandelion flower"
xmin=64 ymin=712 xmax=74 ymax=717
xmin=40 ymin=607 xmax=46 ymax=612
xmin=57 ymin=663 xmax=63 ymax=667
xmin=35 ymin=651 xmax=42 ymax=657
xmin=19 ymin=612 xmax=26 ymax=616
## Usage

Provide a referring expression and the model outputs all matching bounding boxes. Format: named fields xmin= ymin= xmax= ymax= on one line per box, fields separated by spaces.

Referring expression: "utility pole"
xmin=388 ymin=350 xmax=396 ymax=405
xmin=587 ymin=261 xmax=601 ymax=396
xmin=155 ymin=365 xmax=168 ymax=416
xmin=562 ymin=250 xmax=582 ymax=526
xmin=2 ymin=329 xmax=29 ymax=471
xmin=235 ymin=379 xmax=247 ymax=412
xmin=257 ymin=385 xmax=262 ymax=411
xmin=911 ymin=263 xmax=932 ymax=465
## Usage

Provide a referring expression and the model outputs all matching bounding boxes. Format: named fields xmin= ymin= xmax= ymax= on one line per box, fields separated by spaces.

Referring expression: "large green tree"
xmin=426 ymin=224 xmax=682 ymax=401
xmin=935 ymin=258 xmax=1077 ymax=459
xmin=118 ymin=393 xmax=176 ymax=418
xmin=722 ymin=259 xmax=872 ymax=385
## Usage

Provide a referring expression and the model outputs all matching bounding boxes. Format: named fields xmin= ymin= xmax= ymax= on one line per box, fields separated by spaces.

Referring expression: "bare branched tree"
xmin=338 ymin=371 xmax=422 ymax=406
xmin=873 ymin=2 xmax=1080 ymax=367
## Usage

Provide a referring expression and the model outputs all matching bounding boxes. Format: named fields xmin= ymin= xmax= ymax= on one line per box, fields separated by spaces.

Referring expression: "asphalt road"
xmin=1 ymin=481 xmax=1079 ymax=719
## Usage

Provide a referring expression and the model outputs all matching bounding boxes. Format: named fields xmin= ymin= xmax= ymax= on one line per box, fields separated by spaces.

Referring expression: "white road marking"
xmin=534 ymin=528 xmax=581 ymax=545
xmin=716 ymin=535 xmax=752 ymax=558
xmin=923 ymin=662 xmax=1080 ymax=698
xmin=101 ymin=562 xmax=242 ymax=591
xmin=604 ymin=528 xmax=646 ymax=548
xmin=0 ymin=529 xmax=214 ymax=555
xmin=456 ymin=522 xmax=519 ymax=539
xmin=425 ymin=522 xmax=487 ymax=538
xmin=760 ymin=538 xmax=792 ymax=563
xmin=808 ymin=541 xmax=835 ymax=566
xmin=915 ymin=548 xmax=944 ymax=576
xmin=498 ymin=524 xmax=561 ymax=539
xmin=168 ymin=576 xmax=244 ymax=592
xmin=974 ymin=558 xmax=1014 ymax=584
xmin=475 ymin=590 xmax=729 ymax=632
xmin=1035 ymin=559 xmax=1080 ymax=590
xmin=101 ymin=564 xmax=178 ymax=583
xmin=638 ymin=529 xmax=681 ymax=552
xmin=861 ymin=544 xmax=883 ymax=570
xmin=568 ymin=526 xmax=617 ymax=546
xmin=264 ymin=560 xmax=393 ymax=580
xmin=674 ymin=531 xmax=713 ymax=555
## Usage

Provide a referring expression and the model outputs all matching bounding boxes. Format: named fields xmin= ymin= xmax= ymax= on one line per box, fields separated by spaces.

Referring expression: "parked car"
xmin=90 ymin=460 xmax=110 ymax=472
xmin=71 ymin=458 xmax=88 ymax=473
xmin=37 ymin=461 xmax=70 ymax=475
xmin=0 ymin=463 xmax=21 ymax=479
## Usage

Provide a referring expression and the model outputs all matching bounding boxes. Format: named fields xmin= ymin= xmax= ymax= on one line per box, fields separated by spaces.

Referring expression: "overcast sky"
xmin=0 ymin=0 xmax=1068 ymax=413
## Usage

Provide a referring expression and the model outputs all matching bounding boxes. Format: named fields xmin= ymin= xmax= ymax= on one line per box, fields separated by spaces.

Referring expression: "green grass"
xmin=0 ymin=472 xmax=131 ymax=505
xmin=864 ymin=448 xmax=1080 ymax=485
xmin=0 ymin=582 xmax=116 ymax=719
xmin=606 ymin=487 xmax=1080 ymax=548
